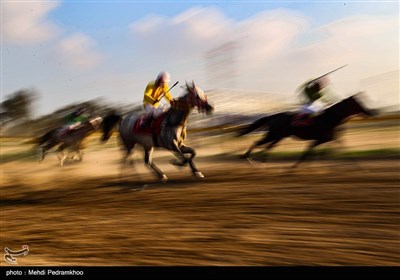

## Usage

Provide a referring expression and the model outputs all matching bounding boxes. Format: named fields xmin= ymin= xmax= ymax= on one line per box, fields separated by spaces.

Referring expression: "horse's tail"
xmin=236 ymin=115 xmax=272 ymax=137
xmin=101 ymin=113 xmax=122 ymax=142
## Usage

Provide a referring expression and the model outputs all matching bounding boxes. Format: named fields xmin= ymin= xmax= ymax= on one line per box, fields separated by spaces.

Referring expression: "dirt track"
xmin=1 ymin=141 xmax=399 ymax=265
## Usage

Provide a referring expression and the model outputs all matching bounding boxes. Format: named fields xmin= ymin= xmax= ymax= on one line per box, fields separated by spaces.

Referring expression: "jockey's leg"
xmin=142 ymin=105 xmax=154 ymax=128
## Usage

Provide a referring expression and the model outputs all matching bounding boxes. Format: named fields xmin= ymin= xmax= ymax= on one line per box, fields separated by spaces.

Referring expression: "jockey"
xmin=63 ymin=107 xmax=88 ymax=133
xmin=298 ymin=76 xmax=339 ymax=116
xmin=142 ymin=71 xmax=175 ymax=128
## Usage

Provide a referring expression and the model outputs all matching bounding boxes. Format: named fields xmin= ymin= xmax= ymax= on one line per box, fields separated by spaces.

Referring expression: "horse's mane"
xmin=320 ymin=95 xmax=356 ymax=114
xmin=175 ymin=81 xmax=206 ymax=101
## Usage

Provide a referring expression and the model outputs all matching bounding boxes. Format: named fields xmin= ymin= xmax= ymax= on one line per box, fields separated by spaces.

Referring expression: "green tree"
xmin=1 ymin=89 xmax=37 ymax=121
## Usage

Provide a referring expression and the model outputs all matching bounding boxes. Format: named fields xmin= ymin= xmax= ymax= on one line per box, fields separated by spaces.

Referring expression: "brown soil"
xmin=1 ymin=141 xmax=399 ymax=266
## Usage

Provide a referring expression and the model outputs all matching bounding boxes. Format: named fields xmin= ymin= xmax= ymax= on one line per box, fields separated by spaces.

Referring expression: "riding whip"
xmin=310 ymin=64 xmax=348 ymax=83
xmin=156 ymin=81 xmax=179 ymax=103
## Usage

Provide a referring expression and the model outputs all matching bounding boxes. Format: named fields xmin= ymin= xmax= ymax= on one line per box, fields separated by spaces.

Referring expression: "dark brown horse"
xmin=37 ymin=116 xmax=103 ymax=166
xmin=237 ymin=93 xmax=376 ymax=167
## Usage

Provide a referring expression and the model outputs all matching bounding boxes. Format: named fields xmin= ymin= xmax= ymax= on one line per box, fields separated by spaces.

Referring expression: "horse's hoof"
xmin=160 ymin=174 xmax=168 ymax=183
xmin=194 ymin=171 xmax=204 ymax=179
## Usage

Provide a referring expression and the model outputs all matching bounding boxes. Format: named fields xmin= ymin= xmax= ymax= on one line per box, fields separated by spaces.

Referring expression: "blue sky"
xmin=2 ymin=0 xmax=399 ymax=116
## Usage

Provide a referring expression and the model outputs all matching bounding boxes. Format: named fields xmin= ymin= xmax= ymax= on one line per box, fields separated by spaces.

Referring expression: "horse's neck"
xmin=321 ymin=99 xmax=352 ymax=125
xmin=165 ymin=107 xmax=192 ymax=127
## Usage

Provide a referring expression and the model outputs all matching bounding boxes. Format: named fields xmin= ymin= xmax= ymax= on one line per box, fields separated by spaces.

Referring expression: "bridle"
xmin=171 ymin=86 xmax=209 ymax=112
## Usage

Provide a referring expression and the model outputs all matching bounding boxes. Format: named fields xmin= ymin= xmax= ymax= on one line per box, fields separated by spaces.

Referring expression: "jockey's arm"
xmin=144 ymin=83 xmax=157 ymax=105
xmin=163 ymin=85 xmax=173 ymax=104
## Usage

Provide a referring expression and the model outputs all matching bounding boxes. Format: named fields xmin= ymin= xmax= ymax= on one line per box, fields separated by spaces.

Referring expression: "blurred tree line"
xmin=1 ymin=88 xmax=143 ymax=136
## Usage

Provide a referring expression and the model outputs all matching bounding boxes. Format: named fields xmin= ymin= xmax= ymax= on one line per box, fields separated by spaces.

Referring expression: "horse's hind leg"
xmin=259 ymin=138 xmax=283 ymax=162
xmin=38 ymin=146 xmax=46 ymax=163
xmin=241 ymin=133 xmax=275 ymax=159
xmin=144 ymin=148 xmax=167 ymax=182
xmin=38 ymin=142 xmax=56 ymax=163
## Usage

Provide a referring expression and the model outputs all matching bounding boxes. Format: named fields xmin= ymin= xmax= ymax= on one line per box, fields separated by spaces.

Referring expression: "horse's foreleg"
xmin=168 ymin=139 xmax=188 ymax=166
xmin=57 ymin=144 xmax=68 ymax=166
xmin=292 ymin=140 xmax=321 ymax=168
xmin=179 ymin=145 xmax=203 ymax=178
xmin=144 ymin=148 xmax=167 ymax=182
xmin=58 ymin=152 xmax=67 ymax=166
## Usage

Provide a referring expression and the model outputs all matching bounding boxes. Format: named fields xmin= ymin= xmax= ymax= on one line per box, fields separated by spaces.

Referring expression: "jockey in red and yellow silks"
xmin=143 ymin=72 xmax=173 ymax=109
xmin=141 ymin=72 xmax=174 ymax=129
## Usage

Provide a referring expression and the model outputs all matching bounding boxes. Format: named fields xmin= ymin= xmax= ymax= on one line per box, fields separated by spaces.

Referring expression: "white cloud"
xmin=130 ymin=6 xmax=233 ymax=56
xmin=129 ymin=7 xmax=310 ymax=90
xmin=171 ymin=7 xmax=233 ymax=40
xmin=56 ymin=33 xmax=104 ymax=70
xmin=290 ymin=15 xmax=399 ymax=96
xmin=130 ymin=14 xmax=167 ymax=33
xmin=2 ymin=1 xmax=61 ymax=44
xmin=4 ymin=4 xmax=397 ymax=114
xmin=129 ymin=7 xmax=306 ymax=71
xmin=237 ymin=9 xmax=309 ymax=61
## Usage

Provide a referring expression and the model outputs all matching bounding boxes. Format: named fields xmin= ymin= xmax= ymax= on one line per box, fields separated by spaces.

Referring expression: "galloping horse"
xmin=101 ymin=81 xmax=214 ymax=182
xmin=237 ymin=93 xmax=375 ymax=167
xmin=37 ymin=116 xmax=103 ymax=166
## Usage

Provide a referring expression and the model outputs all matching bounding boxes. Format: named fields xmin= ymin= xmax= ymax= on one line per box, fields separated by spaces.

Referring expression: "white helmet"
xmin=156 ymin=71 xmax=171 ymax=84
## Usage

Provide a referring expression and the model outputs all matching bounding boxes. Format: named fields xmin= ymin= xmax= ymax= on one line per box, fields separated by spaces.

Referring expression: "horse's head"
xmin=174 ymin=81 xmax=214 ymax=115
xmin=346 ymin=92 xmax=377 ymax=117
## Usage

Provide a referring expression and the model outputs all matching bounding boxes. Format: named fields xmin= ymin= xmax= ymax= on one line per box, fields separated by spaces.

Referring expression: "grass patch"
xmin=209 ymin=148 xmax=400 ymax=161
xmin=336 ymin=148 xmax=400 ymax=159
xmin=1 ymin=149 xmax=38 ymax=163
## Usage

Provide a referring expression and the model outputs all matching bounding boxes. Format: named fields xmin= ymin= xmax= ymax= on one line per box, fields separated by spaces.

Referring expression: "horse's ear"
xmin=185 ymin=80 xmax=190 ymax=90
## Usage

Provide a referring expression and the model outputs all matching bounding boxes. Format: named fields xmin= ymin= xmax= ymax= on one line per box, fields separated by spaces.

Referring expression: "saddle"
xmin=133 ymin=113 xmax=166 ymax=135
xmin=59 ymin=127 xmax=76 ymax=137
xmin=291 ymin=113 xmax=315 ymax=127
